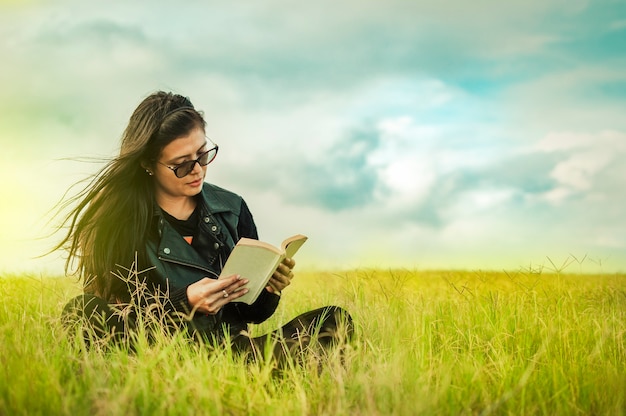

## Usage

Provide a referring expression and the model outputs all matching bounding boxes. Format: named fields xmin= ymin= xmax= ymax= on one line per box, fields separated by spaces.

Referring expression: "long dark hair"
xmin=55 ymin=92 xmax=206 ymax=301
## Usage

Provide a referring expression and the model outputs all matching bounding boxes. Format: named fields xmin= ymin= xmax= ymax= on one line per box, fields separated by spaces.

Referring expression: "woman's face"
xmin=152 ymin=127 xmax=208 ymax=201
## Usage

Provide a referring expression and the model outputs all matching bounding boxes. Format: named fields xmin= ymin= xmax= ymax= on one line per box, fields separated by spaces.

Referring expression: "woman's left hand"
xmin=266 ymin=257 xmax=296 ymax=295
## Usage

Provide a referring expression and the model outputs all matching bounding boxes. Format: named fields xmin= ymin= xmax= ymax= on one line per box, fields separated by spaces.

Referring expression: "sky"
xmin=1 ymin=0 xmax=625 ymax=275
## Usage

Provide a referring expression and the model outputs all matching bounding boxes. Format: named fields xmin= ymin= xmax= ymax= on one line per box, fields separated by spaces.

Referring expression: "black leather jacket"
xmin=142 ymin=182 xmax=280 ymax=338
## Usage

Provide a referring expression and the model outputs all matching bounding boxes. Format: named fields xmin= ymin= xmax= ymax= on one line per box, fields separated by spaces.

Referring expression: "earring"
xmin=145 ymin=169 xmax=153 ymax=176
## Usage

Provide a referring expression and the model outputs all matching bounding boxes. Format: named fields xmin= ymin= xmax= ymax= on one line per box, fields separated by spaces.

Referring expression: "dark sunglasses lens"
xmin=199 ymin=148 xmax=217 ymax=166
xmin=198 ymin=150 xmax=210 ymax=166
xmin=175 ymin=161 xmax=196 ymax=178
xmin=174 ymin=147 xmax=217 ymax=177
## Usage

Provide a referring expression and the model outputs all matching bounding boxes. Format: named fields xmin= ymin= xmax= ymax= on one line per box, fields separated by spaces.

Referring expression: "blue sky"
xmin=1 ymin=0 xmax=625 ymax=273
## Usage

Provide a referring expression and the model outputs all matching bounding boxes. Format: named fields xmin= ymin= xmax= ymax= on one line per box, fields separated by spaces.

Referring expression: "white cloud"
xmin=378 ymin=157 xmax=435 ymax=200
xmin=1 ymin=0 xmax=626 ymax=273
xmin=550 ymin=151 xmax=611 ymax=191
xmin=536 ymin=130 xmax=626 ymax=152
xmin=530 ymin=130 xmax=626 ymax=205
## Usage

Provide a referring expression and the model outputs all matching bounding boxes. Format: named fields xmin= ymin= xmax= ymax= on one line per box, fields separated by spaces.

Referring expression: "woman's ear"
xmin=140 ymin=161 xmax=154 ymax=176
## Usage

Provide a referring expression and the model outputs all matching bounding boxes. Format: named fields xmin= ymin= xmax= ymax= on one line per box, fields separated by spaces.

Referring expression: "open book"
xmin=219 ymin=234 xmax=308 ymax=305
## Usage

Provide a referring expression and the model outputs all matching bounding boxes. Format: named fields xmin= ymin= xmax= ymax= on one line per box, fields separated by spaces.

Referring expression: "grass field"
xmin=1 ymin=266 xmax=625 ymax=415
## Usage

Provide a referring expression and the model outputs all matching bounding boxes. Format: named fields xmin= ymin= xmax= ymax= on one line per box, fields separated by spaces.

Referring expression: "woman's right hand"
xmin=186 ymin=275 xmax=249 ymax=315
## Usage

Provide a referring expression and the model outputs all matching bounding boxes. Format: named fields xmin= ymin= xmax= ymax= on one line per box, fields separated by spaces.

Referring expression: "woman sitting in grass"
xmin=57 ymin=91 xmax=353 ymax=364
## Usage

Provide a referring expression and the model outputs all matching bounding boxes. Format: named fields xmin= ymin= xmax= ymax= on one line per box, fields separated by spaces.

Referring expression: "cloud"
xmin=532 ymin=130 xmax=626 ymax=204
xmin=4 ymin=0 xmax=624 ymax=126
xmin=1 ymin=0 xmax=626 ymax=272
xmin=203 ymin=64 xmax=625 ymax=248
xmin=289 ymin=127 xmax=380 ymax=210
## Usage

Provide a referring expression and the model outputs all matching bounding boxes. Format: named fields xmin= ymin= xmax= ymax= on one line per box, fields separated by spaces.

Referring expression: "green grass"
xmin=1 ymin=268 xmax=625 ymax=415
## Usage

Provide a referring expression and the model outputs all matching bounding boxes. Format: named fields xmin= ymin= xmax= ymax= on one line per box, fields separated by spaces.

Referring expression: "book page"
xmin=220 ymin=244 xmax=282 ymax=305
xmin=282 ymin=234 xmax=308 ymax=258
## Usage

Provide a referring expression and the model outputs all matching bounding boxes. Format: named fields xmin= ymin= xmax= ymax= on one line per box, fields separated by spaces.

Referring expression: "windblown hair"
xmin=55 ymin=92 xmax=206 ymax=301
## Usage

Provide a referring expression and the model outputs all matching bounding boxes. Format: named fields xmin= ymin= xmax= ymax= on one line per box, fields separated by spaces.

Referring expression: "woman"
xmin=58 ymin=91 xmax=352 ymax=363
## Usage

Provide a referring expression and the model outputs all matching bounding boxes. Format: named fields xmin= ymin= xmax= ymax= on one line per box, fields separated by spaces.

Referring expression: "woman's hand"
xmin=186 ymin=275 xmax=249 ymax=315
xmin=266 ymin=257 xmax=296 ymax=295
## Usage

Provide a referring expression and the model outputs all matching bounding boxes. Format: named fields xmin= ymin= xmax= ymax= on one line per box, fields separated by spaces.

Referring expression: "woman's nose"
xmin=192 ymin=160 xmax=204 ymax=174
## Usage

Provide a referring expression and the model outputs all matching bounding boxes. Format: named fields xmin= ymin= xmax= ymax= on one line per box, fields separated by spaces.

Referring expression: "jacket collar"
xmin=199 ymin=182 xmax=233 ymax=214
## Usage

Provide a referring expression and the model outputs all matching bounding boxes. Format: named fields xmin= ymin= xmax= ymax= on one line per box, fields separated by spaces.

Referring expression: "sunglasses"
xmin=157 ymin=143 xmax=219 ymax=178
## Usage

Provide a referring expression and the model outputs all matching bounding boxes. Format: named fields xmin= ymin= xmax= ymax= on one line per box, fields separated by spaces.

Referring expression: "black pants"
xmin=62 ymin=295 xmax=353 ymax=365
xmin=230 ymin=305 xmax=354 ymax=366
